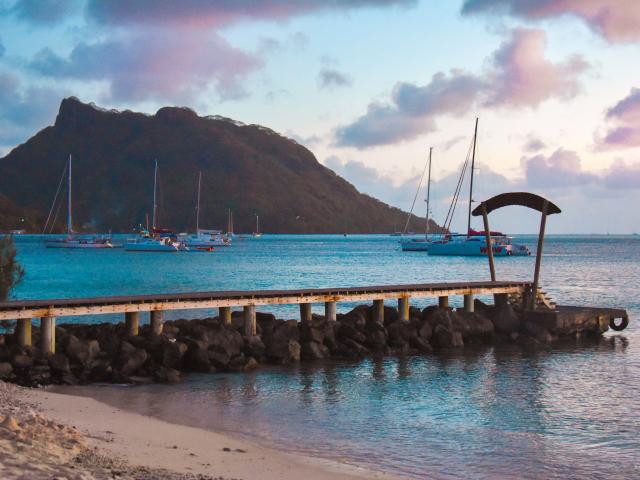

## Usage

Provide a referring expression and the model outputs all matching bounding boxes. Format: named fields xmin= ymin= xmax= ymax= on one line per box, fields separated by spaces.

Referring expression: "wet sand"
xmin=0 ymin=381 xmax=405 ymax=479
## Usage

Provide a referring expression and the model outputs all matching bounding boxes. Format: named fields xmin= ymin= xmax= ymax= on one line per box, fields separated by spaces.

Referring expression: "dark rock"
xmin=337 ymin=323 xmax=366 ymax=344
xmin=228 ymin=355 xmax=248 ymax=372
xmin=154 ymin=366 xmax=181 ymax=384
xmin=523 ymin=321 xmax=555 ymax=343
xmin=118 ymin=347 xmax=148 ymax=376
xmin=423 ymin=308 xmax=453 ymax=331
xmin=418 ymin=322 xmax=432 ymax=340
xmin=301 ymin=341 xmax=329 ymax=360
xmin=244 ymin=335 xmax=266 ymax=358
xmin=410 ymin=336 xmax=433 ymax=353
xmin=183 ymin=347 xmax=211 ymax=372
xmin=0 ymin=362 xmax=13 ymax=378
xmin=340 ymin=307 xmax=367 ymax=330
xmin=208 ymin=326 xmax=244 ymax=358
xmin=161 ymin=340 xmax=188 ymax=369
xmin=432 ymin=325 xmax=464 ymax=348
xmin=243 ymin=357 xmax=259 ymax=371
xmin=65 ymin=335 xmax=100 ymax=366
xmin=208 ymin=347 xmax=231 ymax=369
xmin=386 ymin=321 xmax=418 ymax=346
xmin=48 ymin=353 xmax=71 ymax=374
xmin=11 ymin=354 xmax=33 ymax=369
xmin=264 ymin=321 xmax=301 ymax=363
xmin=493 ymin=304 xmax=521 ymax=334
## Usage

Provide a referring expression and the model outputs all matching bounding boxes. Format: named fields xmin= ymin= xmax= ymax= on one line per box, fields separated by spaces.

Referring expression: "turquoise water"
xmin=12 ymin=234 xmax=640 ymax=478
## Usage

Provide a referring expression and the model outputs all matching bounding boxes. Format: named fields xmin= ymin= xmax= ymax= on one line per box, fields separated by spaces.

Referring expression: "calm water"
xmin=12 ymin=234 xmax=640 ymax=479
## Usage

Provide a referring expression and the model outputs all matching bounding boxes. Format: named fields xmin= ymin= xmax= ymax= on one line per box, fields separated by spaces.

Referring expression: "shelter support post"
xmin=438 ymin=296 xmax=449 ymax=308
xmin=481 ymin=203 xmax=496 ymax=282
xmin=531 ymin=200 xmax=549 ymax=310
xmin=150 ymin=310 xmax=164 ymax=335
xmin=16 ymin=318 xmax=32 ymax=347
xmin=464 ymin=294 xmax=474 ymax=313
xmin=373 ymin=299 xmax=384 ymax=324
xmin=219 ymin=306 xmax=231 ymax=325
xmin=40 ymin=316 xmax=55 ymax=354
xmin=300 ymin=303 xmax=312 ymax=324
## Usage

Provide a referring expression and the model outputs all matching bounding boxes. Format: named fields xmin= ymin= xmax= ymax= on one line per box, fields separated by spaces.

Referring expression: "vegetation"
xmin=0 ymin=97 xmax=445 ymax=234
xmin=0 ymin=235 xmax=24 ymax=301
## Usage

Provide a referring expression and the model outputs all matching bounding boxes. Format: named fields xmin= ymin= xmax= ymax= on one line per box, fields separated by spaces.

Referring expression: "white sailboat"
xmin=179 ymin=171 xmax=230 ymax=250
xmin=45 ymin=155 xmax=113 ymax=249
xmin=400 ymin=147 xmax=437 ymax=252
xmin=428 ymin=119 xmax=531 ymax=257
xmin=252 ymin=214 xmax=262 ymax=238
xmin=125 ymin=160 xmax=180 ymax=252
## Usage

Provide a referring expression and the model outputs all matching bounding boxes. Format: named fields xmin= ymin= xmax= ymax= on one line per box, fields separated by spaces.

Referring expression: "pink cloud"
xmin=485 ymin=28 xmax=589 ymax=107
xmin=523 ymin=148 xmax=597 ymax=188
xmin=462 ymin=0 xmax=640 ymax=43
xmin=604 ymin=160 xmax=640 ymax=189
xmin=598 ymin=88 xmax=640 ymax=148
xmin=30 ymin=30 xmax=261 ymax=102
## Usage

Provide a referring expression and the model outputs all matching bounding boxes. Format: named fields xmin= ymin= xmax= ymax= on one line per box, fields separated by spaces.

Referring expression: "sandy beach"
xmin=0 ymin=380 xmax=406 ymax=480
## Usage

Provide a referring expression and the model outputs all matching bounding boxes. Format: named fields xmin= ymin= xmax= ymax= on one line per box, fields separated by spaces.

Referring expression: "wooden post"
xmin=125 ymin=312 xmax=140 ymax=336
xmin=481 ymin=203 xmax=496 ymax=282
xmin=325 ymin=301 xmax=336 ymax=322
xmin=531 ymin=200 xmax=549 ymax=310
xmin=438 ymin=296 xmax=449 ymax=308
xmin=398 ymin=297 xmax=409 ymax=322
xmin=372 ymin=299 xmax=384 ymax=324
xmin=150 ymin=310 xmax=164 ymax=335
xmin=244 ymin=305 xmax=256 ymax=336
xmin=16 ymin=318 xmax=32 ymax=347
xmin=300 ymin=303 xmax=312 ymax=324
xmin=219 ymin=306 xmax=232 ymax=325
xmin=464 ymin=294 xmax=474 ymax=313
xmin=40 ymin=316 xmax=55 ymax=354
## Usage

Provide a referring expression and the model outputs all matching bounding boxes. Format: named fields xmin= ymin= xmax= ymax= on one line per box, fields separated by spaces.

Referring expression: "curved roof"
xmin=471 ymin=192 xmax=561 ymax=216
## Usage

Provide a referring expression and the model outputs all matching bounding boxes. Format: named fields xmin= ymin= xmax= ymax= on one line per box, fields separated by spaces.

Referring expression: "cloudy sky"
xmin=1 ymin=0 xmax=639 ymax=233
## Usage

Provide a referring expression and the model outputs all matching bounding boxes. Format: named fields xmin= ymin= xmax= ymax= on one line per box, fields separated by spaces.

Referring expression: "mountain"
xmin=0 ymin=97 xmax=442 ymax=234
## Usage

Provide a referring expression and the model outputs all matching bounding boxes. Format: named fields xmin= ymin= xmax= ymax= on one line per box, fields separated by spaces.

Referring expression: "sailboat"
xmin=428 ymin=119 xmax=530 ymax=257
xmin=125 ymin=160 xmax=181 ymax=252
xmin=252 ymin=214 xmax=262 ymax=238
xmin=179 ymin=171 xmax=230 ymax=249
xmin=400 ymin=147 xmax=437 ymax=251
xmin=45 ymin=155 xmax=113 ymax=249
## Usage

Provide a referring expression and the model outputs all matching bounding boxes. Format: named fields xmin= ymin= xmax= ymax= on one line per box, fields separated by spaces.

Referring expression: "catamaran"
xmin=125 ymin=160 xmax=182 ymax=252
xmin=428 ymin=118 xmax=530 ymax=257
xmin=45 ymin=155 xmax=113 ymax=249
xmin=179 ymin=171 xmax=230 ymax=249
xmin=400 ymin=147 xmax=437 ymax=251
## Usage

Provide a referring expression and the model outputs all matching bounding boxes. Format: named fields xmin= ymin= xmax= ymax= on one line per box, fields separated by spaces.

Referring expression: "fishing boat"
xmin=179 ymin=171 xmax=230 ymax=249
xmin=428 ymin=119 xmax=531 ymax=257
xmin=252 ymin=214 xmax=262 ymax=238
xmin=400 ymin=147 xmax=435 ymax=252
xmin=45 ymin=155 xmax=113 ymax=249
xmin=125 ymin=161 xmax=182 ymax=252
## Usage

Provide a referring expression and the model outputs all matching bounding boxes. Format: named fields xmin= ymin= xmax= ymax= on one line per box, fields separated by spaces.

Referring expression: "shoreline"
xmin=5 ymin=381 xmax=406 ymax=480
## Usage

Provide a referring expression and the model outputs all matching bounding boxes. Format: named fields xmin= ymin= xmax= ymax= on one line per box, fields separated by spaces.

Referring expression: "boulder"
xmin=418 ymin=322 xmax=432 ymax=340
xmin=161 ymin=340 xmax=188 ymax=369
xmin=11 ymin=354 xmax=33 ymax=369
xmin=410 ymin=336 xmax=433 ymax=353
xmin=154 ymin=366 xmax=181 ymax=384
xmin=523 ymin=321 xmax=555 ymax=343
xmin=183 ymin=347 xmax=211 ymax=372
xmin=301 ymin=341 xmax=329 ymax=360
xmin=243 ymin=357 xmax=259 ymax=371
xmin=208 ymin=346 xmax=231 ymax=369
xmin=432 ymin=325 xmax=464 ymax=348
xmin=265 ymin=321 xmax=301 ymax=363
xmin=336 ymin=323 xmax=366 ymax=344
xmin=493 ymin=304 xmax=521 ymax=334
xmin=48 ymin=353 xmax=71 ymax=374
xmin=65 ymin=335 xmax=100 ymax=366
xmin=423 ymin=308 xmax=453 ymax=331
xmin=386 ymin=321 xmax=418 ymax=346
xmin=118 ymin=347 xmax=148 ymax=376
xmin=208 ymin=326 xmax=244 ymax=358
xmin=0 ymin=362 xmax=13 ymax=378
xmin=244 ymin=335 xmax=266 ymax=358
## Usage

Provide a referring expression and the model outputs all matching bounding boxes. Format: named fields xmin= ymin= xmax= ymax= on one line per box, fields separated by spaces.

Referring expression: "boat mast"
xmin=152 ymin=160 xmax=158 ymax=230
xmin=425 ymin=147 xmax=432 ymax=238
xmin=255 ymin=214 xmax=259 ymax=234
xmin=467 ymin=117 xmax=478 ymax=236
xmin=67 ymin=154 xmax=72 ymax=235
xmin=196 ymin=170 xmax=201 ymax=231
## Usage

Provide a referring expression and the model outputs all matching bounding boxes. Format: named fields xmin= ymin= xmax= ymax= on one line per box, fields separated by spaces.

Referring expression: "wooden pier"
xmin=0 ymin=280 xmax=530 ymax=353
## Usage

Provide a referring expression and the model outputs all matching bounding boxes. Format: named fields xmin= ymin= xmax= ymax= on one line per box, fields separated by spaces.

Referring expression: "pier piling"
xmin=125 ymin=312 xmax=140 ymax=336
xmin=219 ymin=306 xmax=231 ymax=325
xmin=40 ymin=316 xmax=55 ymax=354
xmin=300 ymin=303 xmax=312 ymax=324
xmin=439 ymin=296 xmax=449 ymax=308
xmin=373 ymin=299 xmax=384 ymax=324
xmin=325 ymin=301 xmax=336 ymax=322
xmin=398 ymin=297 xmax=409 ymax=322
xmin=244 ymin=305 xmax=256 ymax=336
xmin=464 ymin=294 xmax=474 ymax=313
xmin=150 ymin=310 xmax=164 ymax=335
xmin=16 ymin=318 xmax=32 ymax=347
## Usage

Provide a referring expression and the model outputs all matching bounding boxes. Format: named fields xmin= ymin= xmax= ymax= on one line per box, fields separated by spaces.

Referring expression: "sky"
xmin=1 ymin=0 xmax=639 ymax=233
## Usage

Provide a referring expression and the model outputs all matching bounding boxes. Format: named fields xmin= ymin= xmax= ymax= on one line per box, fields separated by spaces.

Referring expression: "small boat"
xmin=125 ymin=161 xmax=182 ymax=252
xmin=179 ymin=171 xmax=229 ymax=249
xmin=427 ymin=119 xmax=530 ymax=257
xmin=401 ymin=147 xmax=433 ymax=252
xmin=252 ymin=214 xmax=262 ymax=238
xmin=44 ymin=155 xmax=113 ymax=249
xmin=9 ymin=229 xmax=26 ymax=235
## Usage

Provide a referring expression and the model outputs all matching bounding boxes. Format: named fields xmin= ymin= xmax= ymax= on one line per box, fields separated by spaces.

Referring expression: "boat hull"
xmin=45 ymin=239 xmax=113 ymax=249
xmin=125 ymin=241 xmax=178 ymax=252
xmin=400 ymin=240 xmax=430 ymax=251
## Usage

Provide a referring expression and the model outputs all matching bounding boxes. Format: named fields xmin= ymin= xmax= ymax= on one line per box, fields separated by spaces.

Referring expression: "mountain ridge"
xmin=0 ymin=97 xmax=442 ymax=234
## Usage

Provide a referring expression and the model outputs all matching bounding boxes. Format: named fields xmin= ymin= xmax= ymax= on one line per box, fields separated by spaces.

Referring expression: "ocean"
xmin=9 ymin=234 xmax=640 ymax=479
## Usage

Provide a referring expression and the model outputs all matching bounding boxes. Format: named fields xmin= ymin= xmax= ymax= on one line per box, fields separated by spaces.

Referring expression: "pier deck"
xmin=0 ymin=280 xmax=529 ymax=320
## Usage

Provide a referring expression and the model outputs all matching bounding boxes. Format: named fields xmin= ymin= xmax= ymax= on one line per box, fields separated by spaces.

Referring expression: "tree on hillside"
xmin=0 ymin=236 xmax=24 ymax=301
